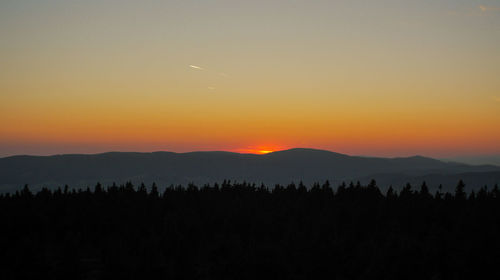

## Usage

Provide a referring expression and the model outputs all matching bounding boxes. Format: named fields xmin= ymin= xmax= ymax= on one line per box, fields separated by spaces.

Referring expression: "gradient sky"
xmin=1 ymin=0 xmax=499 ymax=157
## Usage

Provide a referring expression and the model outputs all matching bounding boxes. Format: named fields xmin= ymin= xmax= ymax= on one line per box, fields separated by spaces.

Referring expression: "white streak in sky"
xmin=189 ymin=65 xmax=203 ymax=70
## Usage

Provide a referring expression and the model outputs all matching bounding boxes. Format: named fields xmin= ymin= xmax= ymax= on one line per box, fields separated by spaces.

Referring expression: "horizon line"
xmin=2 ymin=148 xmax=500 ymax=161
xmin=0 ymin=147 xmax=441 ymax=160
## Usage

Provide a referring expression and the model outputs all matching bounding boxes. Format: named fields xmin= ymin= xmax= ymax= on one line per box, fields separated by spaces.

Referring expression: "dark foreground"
xmin=1 ymin=180 xmax=500 ymax=279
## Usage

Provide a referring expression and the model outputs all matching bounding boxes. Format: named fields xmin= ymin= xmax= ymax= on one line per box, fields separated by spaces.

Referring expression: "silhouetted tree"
xmin=138 ymin=183 xmax=147 ymax=194
xmin=337 ymin=182 xmax=346 ymax=196
xmin=420 ymin=181 xmax=429 ymax=195
xmin=20 ymin=184 xmax=32 ymax=198
xmin=469 ymin=190 xmax=476 ymax=200
xmin=150 ymin=182 xmax=159 ymax=198
xmin=400 ymin=183 xmax=413 ymax=199
xmin=94 ymin=182 xmax=103 ymax=194
xmin=492 ymin=184 xmax=500 ymax=199
xmin=298 ymin=181 xmax=307 ymax=193
xmin=1 ymin=179 xmax=499 ymax=279
xmin=455 ymin=180 xmax=466 ymax=200
xmin=386 ymin=185 xmax=396 ymax=199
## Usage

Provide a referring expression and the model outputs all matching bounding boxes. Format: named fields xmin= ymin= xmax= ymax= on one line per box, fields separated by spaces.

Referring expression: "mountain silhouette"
xmin=1 ymin=148 xmax=499 ymax=193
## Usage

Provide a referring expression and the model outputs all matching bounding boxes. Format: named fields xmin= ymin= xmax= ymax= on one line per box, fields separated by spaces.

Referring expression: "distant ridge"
xmin=442 ymin=155 xmax=500 ymax=167
xmin=1 ymin=148 xmax=499 ymax=193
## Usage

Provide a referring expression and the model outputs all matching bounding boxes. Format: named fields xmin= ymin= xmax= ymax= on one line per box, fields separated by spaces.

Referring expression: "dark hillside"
xmin=1 ymin=149 xmax=499 ymax=193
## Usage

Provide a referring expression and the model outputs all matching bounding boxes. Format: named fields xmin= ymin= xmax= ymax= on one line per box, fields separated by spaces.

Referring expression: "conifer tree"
xmin=455 ymin=180 xmax=466 ymax=200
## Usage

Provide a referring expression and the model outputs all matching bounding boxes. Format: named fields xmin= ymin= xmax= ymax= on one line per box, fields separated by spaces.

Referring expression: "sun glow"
xmin=235 ymin=145 xmax=285 ymax=155
xmin=0 ymin=1 xmax=499 ymax=158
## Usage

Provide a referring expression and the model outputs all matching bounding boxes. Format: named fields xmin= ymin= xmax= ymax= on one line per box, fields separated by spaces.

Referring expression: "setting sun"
xmin=235 ymin=145 xmax=286 ymax=155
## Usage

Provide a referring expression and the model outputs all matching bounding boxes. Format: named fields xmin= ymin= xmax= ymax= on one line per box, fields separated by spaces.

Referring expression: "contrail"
xmin=189 ymin=65 xmax=203 ymax=70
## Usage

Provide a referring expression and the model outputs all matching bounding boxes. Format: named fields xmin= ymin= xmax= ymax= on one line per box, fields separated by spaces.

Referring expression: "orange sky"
xmin=1 ymin=1 xmax=499 ymax=158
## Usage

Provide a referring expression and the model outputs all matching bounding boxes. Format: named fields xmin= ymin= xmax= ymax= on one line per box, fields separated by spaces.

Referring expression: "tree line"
xmin=1 ymin=179 xmax=500 ymax=279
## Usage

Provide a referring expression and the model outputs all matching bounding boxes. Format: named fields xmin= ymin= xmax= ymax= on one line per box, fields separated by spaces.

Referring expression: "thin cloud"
xmin=189 ymin=65 xmax=203 ymax=70
xmin=493 ymin=96 xmax=500 ymax=102
xmin=479 ymin=5 xmax=500 ymax=12
xmin=207 ymin=86 xmax=216 ymax=90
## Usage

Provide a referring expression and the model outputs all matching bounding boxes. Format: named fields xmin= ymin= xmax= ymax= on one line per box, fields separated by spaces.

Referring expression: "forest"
xmin=1 ymin=180 xmax=500 ymax=279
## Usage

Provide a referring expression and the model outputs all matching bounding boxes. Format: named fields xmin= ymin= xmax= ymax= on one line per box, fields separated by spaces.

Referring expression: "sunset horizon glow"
xmin=1 ymin=1 xmax=499 ymax=158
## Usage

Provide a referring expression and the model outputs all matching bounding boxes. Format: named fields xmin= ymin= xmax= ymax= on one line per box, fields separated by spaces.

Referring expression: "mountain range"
xmin=1 ymin=148 xmax=499 ymax=193
xmin=442 ymin=155 xmax=500 ymax=166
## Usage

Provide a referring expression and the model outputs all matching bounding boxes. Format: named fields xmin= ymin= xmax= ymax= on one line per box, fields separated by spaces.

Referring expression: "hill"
xmin=1 ymin=148 xmax=499 ymax=193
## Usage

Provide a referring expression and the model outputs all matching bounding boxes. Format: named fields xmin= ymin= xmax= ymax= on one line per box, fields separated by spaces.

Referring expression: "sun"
xmin=235 ymin=145 xmax=285 ymax=154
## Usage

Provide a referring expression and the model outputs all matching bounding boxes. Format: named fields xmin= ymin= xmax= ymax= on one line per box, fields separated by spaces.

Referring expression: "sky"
xmin=1 ymin=0 xmax=499 ymax=158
